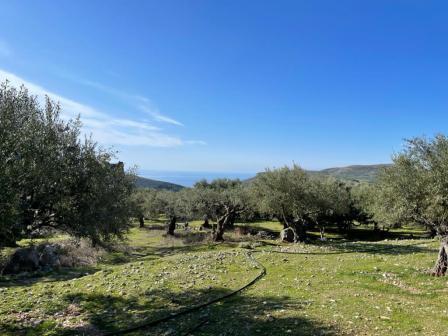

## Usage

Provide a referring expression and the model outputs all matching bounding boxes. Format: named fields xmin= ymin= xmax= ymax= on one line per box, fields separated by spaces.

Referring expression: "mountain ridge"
xmin=308 ymin=164 xmax=391 ymax=182
xmin=135 ymin=164 xmax=391 ymax=189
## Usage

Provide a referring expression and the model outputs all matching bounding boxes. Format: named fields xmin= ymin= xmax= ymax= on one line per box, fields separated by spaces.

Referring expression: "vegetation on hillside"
xmin=134 ymin=176 xmax=184 ymax=191
xmin=310 ymin=164 xmax=391 ymax=182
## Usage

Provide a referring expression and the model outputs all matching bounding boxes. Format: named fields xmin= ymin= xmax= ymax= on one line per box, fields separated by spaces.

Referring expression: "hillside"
xmin=135 ymin=176 xmax=185 ymax=191
xmin=310 ymin=164 xmax=391 ymax=182
xmin=136 ymin=164 xmax=390 ymax=189
xmin=245 ymin=164 xmax=391 ymax=184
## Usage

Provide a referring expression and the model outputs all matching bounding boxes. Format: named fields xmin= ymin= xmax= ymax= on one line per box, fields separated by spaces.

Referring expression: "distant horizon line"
xmin=136 ymin=162 xmax=392 ymax=175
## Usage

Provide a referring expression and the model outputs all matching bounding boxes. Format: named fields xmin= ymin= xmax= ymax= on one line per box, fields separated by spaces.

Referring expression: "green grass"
xmin=1 ymin=223 xmax=446 ymax=335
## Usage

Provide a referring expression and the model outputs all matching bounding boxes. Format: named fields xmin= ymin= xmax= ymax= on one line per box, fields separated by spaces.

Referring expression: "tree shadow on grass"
xmin=0 ymin=266 xmax=100 ymax=288
xmin=0 ymin=287 xmax=340 ymax=336
xmin=73 ymin=287 xmax=339 ymax=336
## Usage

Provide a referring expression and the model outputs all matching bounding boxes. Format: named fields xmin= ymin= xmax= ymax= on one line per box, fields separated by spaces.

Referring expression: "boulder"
xmin=1 ymin=244 xmax=63 ymax=275
xmin=280 ymin=228 xmax=296 ymax=243
xmin=39 ymin=244 xmax=61 ymax=269
xmin=2 ymin=247 xmax=40 ymax=274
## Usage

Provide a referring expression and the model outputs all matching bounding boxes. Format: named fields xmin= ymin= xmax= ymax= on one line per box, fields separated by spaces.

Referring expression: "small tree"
xmin=252 ymin=165 xmax=357 ymax=242
xmin=307 ymin=178 xmax=352 ymax=239
xmin=374 ymin=135 xmax=448 ymax=275
xmin=251 ymin=165 xmax=313 ymax=242
xmin=194 ymin=179 xmax=250 ymax=241
xmin=154 ymin=191 xmax=178 ymax=235
xmin=130 ymin=190 xmax=149 ymax=228
xmin=152 ymin=189 xmax=193 ymax=236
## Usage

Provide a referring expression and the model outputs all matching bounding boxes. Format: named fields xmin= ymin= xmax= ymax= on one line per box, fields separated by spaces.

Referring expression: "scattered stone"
xmin=280 ymin=228 xmax=296 ymax=243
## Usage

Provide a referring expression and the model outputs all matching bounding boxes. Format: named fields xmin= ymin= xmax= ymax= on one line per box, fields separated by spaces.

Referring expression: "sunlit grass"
xmin=0 ymin=224 xmax=446 ymax=335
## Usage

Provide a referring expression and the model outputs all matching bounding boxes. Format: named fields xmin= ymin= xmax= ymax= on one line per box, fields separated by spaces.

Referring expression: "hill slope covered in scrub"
xmin=135 ymin=176 xmax=185 ymax=191
xmin=309 ymin=164 xmax=391 ymax=182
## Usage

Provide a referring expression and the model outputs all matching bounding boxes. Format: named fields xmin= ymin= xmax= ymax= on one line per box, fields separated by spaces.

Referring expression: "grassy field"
xmin=1 ymin=222 xmax=447 ymax=335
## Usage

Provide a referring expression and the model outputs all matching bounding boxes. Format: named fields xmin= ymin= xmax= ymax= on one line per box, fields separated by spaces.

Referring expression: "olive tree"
xmin=193 ymin=179 xmax=251 ymax=241
xmin=307 ymin=177 xmax=352 ymax=239
xmin=151 ymin=189 xmax=193 ymax=235
xmin=251 ymin=165 xmax=313 ymax=242
xmin=0 ymin=82 xmax=135 ymax=247
xmin=374 ymin=135 xmax=448 ymax=275
xmin=252 ymin=165 xmax=357 ymax=242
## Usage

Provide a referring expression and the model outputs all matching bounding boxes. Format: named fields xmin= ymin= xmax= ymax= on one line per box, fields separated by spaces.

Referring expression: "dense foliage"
xmin=373 ymin=136 xmax=448 ymax=236
xmin=192 ymin=179 xmax=252 ymax=241
xmin=251 ymin=165 xmax=369 ymax=241
xmin=0 ymin=82 xmax=135 ymax=247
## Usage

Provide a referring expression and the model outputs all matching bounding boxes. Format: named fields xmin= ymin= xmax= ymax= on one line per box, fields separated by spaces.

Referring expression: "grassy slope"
xmin=1 ymin=224 xmax=447 ymax=335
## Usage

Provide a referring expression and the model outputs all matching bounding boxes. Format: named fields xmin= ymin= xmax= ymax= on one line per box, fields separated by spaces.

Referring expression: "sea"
xmin=138 ymin=170 xmax=256 ymax=187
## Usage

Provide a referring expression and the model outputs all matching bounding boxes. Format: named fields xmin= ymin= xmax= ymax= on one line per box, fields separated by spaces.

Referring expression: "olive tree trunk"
xmin=202 ymin=215 xmax=211 ymax=229
xmin=291 ymin=220 xmax=307 ymax=242
xmin=213 ymin=215 xmax=229 ymax=242
xmin=432 ymin=238 xmax=448 ymax=276
xmin=166 ymin=216 xmax=177 ymax=236
xmin=319 ymin=226 xmax=325 ymax=240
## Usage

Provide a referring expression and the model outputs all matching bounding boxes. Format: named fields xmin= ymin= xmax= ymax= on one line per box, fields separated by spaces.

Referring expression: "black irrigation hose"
xmin=104 ymin=239 xmax=433 ymax=335
xmin=104 ymin=252 xmax=266 ymax=335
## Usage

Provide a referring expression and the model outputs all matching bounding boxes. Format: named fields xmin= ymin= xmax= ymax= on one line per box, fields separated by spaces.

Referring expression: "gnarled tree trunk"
xmin=278 ymin=218 xmax=288 ymax=229
xmin=294 ymin=221 xmax=307 ymax=242
xmin=279 ymin=212 xmax=307 ymax=243
xmin=202 ymin=215 xmax=211 ymax=229
xmin=166 ymin=215 xmax=177 ymax=236
xmin=432 ymin=238 xmax=448 ymax=276
xmin=213 ymin=215 xmax=227 ymax=241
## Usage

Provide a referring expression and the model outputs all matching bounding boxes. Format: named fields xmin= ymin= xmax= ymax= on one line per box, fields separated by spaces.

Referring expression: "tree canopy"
xmin=374 ymin=135 xmax=448 ymax=236
xmin=0 ymin=82 xmax=135 ymax=247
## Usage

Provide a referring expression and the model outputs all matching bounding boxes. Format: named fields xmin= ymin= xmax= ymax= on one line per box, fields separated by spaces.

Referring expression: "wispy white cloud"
xmin=61 ymin=73 xmax=184 ymax=127
xmin=0 ymin=40 xmax=12 ymax=58
xmin=185 ymin=140 xmax=207 ymax=145
xmin=138 ymin=103 xmax=184 ymax=126
xmin=0 ymin=69 xmax=184 ymax=147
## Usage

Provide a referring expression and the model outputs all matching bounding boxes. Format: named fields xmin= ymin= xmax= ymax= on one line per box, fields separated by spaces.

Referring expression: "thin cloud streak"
xmin=185 ymin=140 xmax=207 ymax=145
xmin=0 ymin=69 xmax=184 ymax=147
xmin=138 ymin=103 xmax=184 ymax=126
xmin=61 ymin=73 xmax=184 ymax=127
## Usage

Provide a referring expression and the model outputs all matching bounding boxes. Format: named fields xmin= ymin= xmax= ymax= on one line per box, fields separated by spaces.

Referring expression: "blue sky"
xmin=1 ymin=1 xmax=447 ymax=176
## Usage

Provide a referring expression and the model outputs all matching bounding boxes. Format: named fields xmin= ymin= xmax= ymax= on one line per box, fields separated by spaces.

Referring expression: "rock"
xmin=280 ymin=228 xmax=296 ymax=243
xmin=2 ymin=247 xmax=40 ymax=274
xmin=257 ymin=230 xmax=276 ymax=239
xmin=39 ymin=244 xmax=61 ymax=269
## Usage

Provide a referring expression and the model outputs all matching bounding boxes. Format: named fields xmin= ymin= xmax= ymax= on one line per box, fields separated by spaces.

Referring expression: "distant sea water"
xmin=138 ymin=170 xmax=256 ymax=187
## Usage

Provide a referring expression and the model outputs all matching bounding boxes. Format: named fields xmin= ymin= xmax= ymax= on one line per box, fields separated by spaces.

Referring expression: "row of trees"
xmin=134 ymin=166 xmax=372 ymax=242
xmin=134 ymin=135 xmax=448 ymax=275
xmin=0 ymin=82 xmax=135 ymax=247
xmin=132 ymin=179 xmax=253 ymax=241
